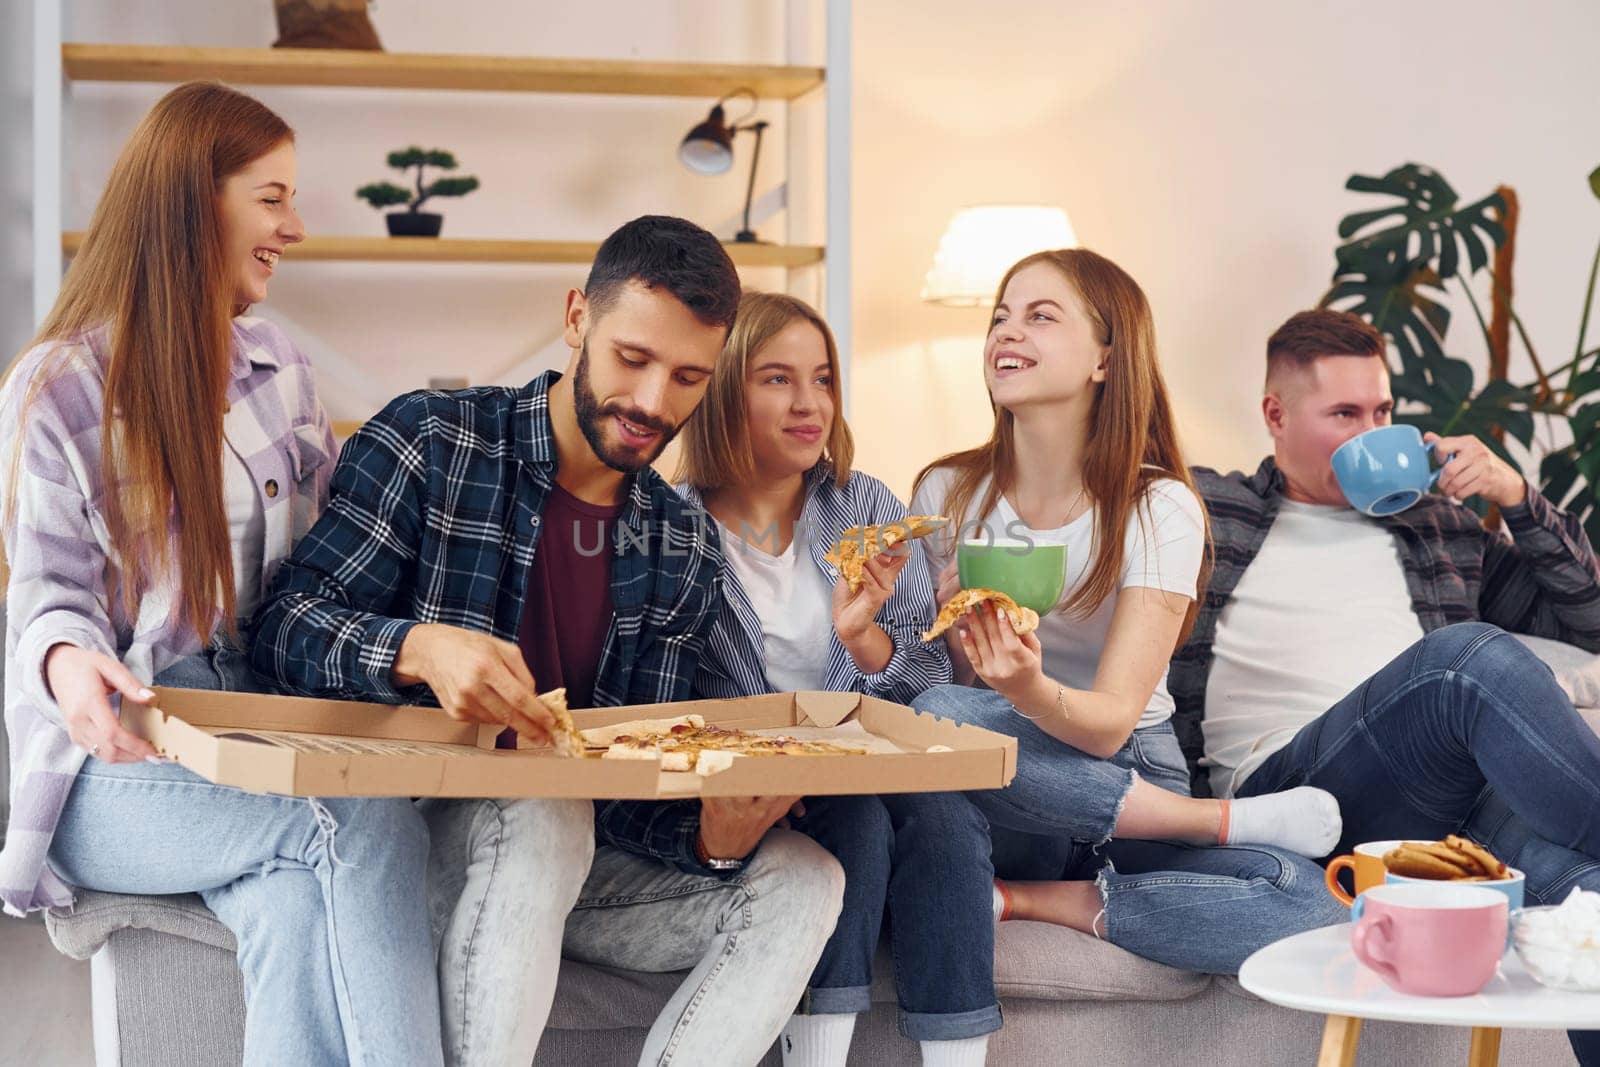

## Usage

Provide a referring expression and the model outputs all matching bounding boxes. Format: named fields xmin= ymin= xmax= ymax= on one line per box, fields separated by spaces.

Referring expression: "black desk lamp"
xmin=679 ymin=89 xmax=769 ymax=243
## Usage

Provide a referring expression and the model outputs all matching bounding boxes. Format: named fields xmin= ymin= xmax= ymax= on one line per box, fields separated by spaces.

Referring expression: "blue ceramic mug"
xmin=1331 ymin=425 xmax=1446 ymax=516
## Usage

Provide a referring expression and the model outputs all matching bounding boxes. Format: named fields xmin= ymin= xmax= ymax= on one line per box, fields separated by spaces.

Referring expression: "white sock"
xmin=780 ymin=1012 xmax=856 ymax=1067
xmin=920 ymin=1034 xmax=990 ymax=1067
xmin=1222 ymin=786 xmax=1342 ymax=857
xmin=992 ymin=881 xmax=1008 ymax=922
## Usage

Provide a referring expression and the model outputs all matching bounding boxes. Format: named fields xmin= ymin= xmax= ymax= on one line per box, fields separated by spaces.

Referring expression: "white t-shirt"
xmin=1203 ymin=499 xmax=1424 ymax=797
xmin=910 ymin=468 xmax=1206 ymax=728
xmin=718 ymin=521 xmax=835 ymax=692
xmin=223 ymin=436 xmax=266 ymax=622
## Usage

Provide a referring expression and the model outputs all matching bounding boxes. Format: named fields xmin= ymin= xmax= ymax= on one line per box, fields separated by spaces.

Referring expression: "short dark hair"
xmin=583 ymin=215 xmax=741 ymax=329
xmin=1266 ymin=309 xmax=1386 ymax=386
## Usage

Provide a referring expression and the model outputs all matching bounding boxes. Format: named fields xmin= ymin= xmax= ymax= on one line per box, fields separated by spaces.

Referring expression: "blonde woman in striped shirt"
xmin=679 ymin=292 xmax=998 ymax=1067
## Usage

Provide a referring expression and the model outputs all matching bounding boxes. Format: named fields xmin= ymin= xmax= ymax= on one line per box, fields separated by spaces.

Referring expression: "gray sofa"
xmin=43 ymin=890 xmax=1578 ymax=1066
xmin=44 ymin=710 xmax=1600 ymax=1067
xmin=23 ymin=626 xmax=1600 ymax=1064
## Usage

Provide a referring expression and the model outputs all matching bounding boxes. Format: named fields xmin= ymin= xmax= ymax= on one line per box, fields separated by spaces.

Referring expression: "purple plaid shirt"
xmin=0 ymin=317 xmax=334 ymax=915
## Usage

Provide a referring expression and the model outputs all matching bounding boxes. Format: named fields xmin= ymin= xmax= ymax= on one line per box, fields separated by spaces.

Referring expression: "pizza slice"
xmin=580 ymin=714 xmax=707 ymax=752
xmin=921 ymin=587 xmax=1041 ymax=642
xmin=826 ymin=514 xmax=949 ymax=592
xmin=595 ymin=721 xmax=869 ymax=772
xmin=537 ymin=688 xmax=584 ymax=758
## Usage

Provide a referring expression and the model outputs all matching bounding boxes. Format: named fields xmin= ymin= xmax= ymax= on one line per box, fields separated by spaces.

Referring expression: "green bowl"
xmin=957 ymin=540 xmax=1067 ymax=614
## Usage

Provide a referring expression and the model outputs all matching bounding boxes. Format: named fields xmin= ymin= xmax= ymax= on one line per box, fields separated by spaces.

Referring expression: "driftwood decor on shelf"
xmin=272 ymin=0 xmax=383 ymax=51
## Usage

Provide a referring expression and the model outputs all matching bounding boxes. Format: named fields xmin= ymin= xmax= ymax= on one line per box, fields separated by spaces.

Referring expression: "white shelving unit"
xmin=31 ymin=1 xmax=853 ymax=403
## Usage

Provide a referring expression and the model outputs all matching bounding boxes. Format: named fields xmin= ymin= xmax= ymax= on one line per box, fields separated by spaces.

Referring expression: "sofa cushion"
xmin=45 ymin=891 xmax=234 ymax=961
xmin=1515 ymin=634 xmax=1600 ymax=708
xmin=48 ymin=892 xmax=1211 ymax=1033
xmin=548 ymin=920 xmax=1209 ymax=1031
xmin=991 ymin=920 xmax=1208 ymax=1001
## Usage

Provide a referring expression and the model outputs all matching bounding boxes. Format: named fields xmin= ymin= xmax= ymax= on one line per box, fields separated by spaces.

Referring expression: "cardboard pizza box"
xmin=125 ymin=687 xmax=1018 ymax=799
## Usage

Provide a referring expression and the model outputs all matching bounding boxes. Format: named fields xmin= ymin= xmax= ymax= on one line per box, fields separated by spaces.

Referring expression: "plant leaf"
xmin=1332 ymin=164 xmax=1504 ymax=284
xmin=422 ymin=176 xmax=481 ymax=199
xmin=355 ymin=181 xmax=412 ymax=208
xmin=1567 ymin=368 xmax=1600 ymax=399
xmin=1320 ymin=261 xmax=1451 ymax=366
xmin=1575 ymin=446 xmax=1600 ymax=487
xmin=387 ymin=146 xmax=430 ymax=169
xmin=1572 ymin=401 xmax=1600 ymax=446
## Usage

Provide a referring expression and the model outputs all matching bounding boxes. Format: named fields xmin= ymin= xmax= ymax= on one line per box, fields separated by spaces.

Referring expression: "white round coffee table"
xmin=1239 ymin=924 xmax=1598 ymax=1066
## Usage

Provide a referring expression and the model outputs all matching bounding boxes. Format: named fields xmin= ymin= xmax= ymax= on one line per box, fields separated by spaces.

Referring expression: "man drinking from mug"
xmin=1169 ymin=307 xmax=1600 ymax=1063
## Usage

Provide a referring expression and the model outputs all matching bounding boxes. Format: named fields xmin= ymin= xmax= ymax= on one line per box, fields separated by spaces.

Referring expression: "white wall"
xmin=1 ymin=3 xmax=34 ymax=361
xmin=6 ymin=2 xmax=1597 ymax=499
xmin=4 ymin=0 xmax=814 ymax=419
xmin=850 ymin=0 xmax=1600 ymax=496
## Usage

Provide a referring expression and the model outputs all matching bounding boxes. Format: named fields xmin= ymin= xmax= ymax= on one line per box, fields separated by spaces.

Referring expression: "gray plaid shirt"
xmin=1169 ymin=456 xmax=1600 ymax=793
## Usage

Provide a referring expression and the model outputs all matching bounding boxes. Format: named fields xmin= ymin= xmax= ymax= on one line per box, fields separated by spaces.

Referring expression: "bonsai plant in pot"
xmin=357 ymin=147 xmax=480 ymax=237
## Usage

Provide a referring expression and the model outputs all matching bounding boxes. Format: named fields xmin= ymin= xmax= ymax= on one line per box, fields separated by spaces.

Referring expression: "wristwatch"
xmin=695 ymin=831 xmax=745 ymax=872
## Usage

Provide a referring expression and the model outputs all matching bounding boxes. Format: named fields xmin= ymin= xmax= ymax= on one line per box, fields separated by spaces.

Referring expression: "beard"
xmin=572 ymin=341 xmax=680 ymax=473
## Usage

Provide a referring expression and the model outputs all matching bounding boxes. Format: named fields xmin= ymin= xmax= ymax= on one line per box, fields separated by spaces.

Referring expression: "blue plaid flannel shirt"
xmin=251 ymin=370 xmax=730 ymax=876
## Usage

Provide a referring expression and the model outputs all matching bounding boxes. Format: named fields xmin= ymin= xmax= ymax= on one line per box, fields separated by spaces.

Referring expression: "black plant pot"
xmin=386 ymin=211 xmax=443 ymax=237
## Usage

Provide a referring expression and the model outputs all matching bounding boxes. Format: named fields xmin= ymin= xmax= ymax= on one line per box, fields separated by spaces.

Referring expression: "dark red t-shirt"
xmin=518 ymin=482 xmax=620 ymax=712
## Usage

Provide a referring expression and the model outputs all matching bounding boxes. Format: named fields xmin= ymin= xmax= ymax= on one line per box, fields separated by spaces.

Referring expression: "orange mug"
xmin=1325 ymin=839 xmax=1405 ymax=906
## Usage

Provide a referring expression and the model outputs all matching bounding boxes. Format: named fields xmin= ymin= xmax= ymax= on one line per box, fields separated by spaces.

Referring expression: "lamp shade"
xmin=920 ymin=205 xmax=1080 ymax=306
xmin=679 ymin=104 xmax=734 ymax=175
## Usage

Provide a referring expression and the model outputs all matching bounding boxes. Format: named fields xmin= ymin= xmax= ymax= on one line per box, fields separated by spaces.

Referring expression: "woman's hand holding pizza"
xmin=959 ymin=600 xmax=1045 ymax=701
xmin=831 ymin=549 xmax=909 ymax=643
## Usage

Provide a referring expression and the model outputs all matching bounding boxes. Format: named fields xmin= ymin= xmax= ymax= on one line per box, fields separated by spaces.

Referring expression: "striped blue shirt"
xmin=681 ymin=464 xmax=952 ymax=702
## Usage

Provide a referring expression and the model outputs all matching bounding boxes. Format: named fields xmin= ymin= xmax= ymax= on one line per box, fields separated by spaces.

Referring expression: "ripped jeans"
xmin=912 ymin=685 xmax=1347 ymax=975
xmin=47 ymin=647 xmax=442 ymax=1067
xmin=909 ymin=685 xmax=1194 ymax=842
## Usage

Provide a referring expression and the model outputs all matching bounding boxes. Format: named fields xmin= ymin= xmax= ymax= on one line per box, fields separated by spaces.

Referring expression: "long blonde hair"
xmin=678 ymin=290 xmax=855 ymax=490
xmin=3 ymin=82 xmax=293 ymax=638
xmin=913 ymin=248 xmax=1210 ymax=637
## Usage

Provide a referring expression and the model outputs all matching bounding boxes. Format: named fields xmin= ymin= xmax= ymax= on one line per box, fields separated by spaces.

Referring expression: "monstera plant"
xmin=1319 ymin=162 xmax=1600 ymax=542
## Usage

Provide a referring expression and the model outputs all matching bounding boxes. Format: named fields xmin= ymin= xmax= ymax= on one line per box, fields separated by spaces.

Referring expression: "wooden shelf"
xmin=62 ymin=44 xmax=824 ymax=100
xmin=61 ymin=232 xmax=823 ymax=268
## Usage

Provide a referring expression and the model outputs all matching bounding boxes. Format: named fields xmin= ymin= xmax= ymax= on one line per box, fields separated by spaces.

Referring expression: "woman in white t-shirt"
xmin=908 ymin=248 xmax=1342 ymax=939
xmin=679 ymin=292 xmax=1000 ymax=1067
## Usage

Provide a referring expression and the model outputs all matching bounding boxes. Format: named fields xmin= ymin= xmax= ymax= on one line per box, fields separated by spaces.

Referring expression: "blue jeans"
xmin=911 ymin=685 xmax=1184 ymax=842
xmin=1238 ymin=623 xmax=1600 ymax=1064
xmin=562 ymin=830 xmax=845 ymax=1065
xmin=790 ymin=793 xmax=1001 ymax=1041
xmin=910 ymin=685 xmax=1347 ymax=975
xmin=48 ymin=649 xmax=443 ymax=1066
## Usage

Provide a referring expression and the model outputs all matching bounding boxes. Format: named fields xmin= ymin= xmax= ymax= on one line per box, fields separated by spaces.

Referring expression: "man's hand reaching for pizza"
xmin=392 ymin=623 xmax=554 ymax=746
xmin=697 ymin=795 xmax=803 ymax=862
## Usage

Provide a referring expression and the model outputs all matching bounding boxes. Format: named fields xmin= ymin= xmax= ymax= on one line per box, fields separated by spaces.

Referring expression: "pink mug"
xmin=1351 ymin=883 xmax=1507 ymax=996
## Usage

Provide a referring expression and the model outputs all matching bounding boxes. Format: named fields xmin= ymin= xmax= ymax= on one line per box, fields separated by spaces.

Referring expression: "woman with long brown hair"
xmin=908 ymin=249 xmax=1343 ymax=963
xmin=0 ymin=82 xmax=442 ymax=1064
